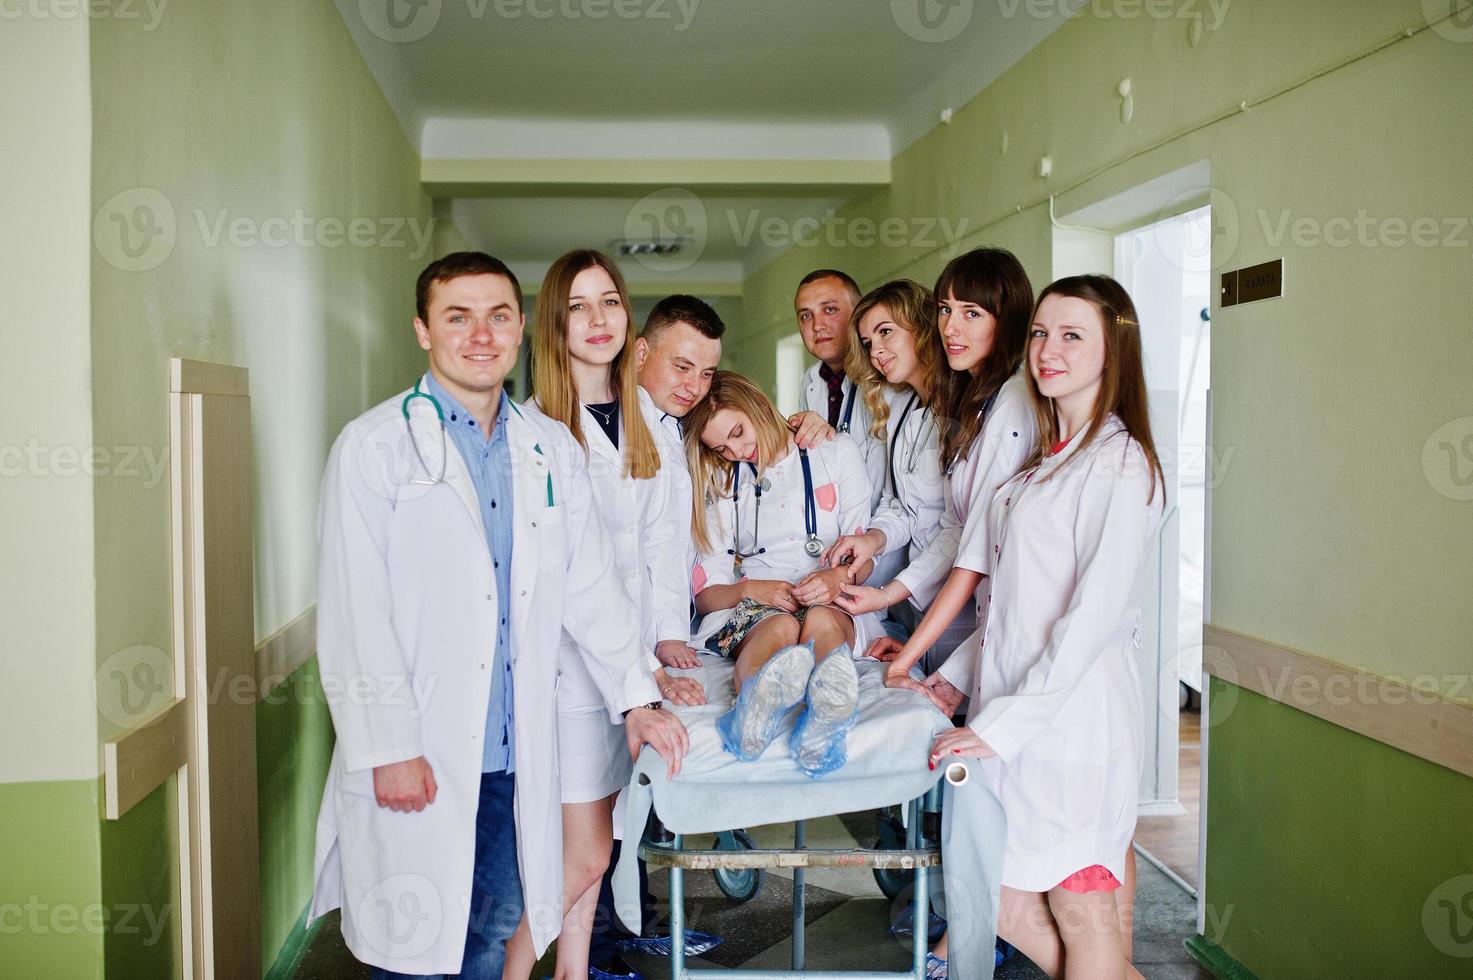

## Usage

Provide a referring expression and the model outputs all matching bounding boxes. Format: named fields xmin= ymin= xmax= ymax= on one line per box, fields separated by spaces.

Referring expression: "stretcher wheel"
xmin=711 ymin=829 xmax=765 ymax=902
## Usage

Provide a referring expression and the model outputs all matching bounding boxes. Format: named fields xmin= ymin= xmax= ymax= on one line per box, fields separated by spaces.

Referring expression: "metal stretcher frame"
xmin=638 ymin=782 xmax=944 ymax=980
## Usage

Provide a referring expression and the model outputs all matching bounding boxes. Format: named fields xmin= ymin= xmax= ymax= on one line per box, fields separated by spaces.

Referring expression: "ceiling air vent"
xmin=610 ymin=239 xmax=688 ymax=257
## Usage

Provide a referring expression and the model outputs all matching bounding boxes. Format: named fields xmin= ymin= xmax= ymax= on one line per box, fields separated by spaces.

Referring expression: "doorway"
xmin=1051 ymin=179 xmax=1214 ymax=895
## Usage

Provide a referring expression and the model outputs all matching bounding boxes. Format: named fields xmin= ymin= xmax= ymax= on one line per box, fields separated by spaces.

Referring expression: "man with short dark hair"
xmin=791 ymin=269 xmax=886 ymax=505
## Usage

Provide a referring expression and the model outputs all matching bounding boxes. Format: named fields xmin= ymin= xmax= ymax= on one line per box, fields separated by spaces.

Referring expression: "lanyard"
xmin=728 ymin=448 xmax=822 ymax=561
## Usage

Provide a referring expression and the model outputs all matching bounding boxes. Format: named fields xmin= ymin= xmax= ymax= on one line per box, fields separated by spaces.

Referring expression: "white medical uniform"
xmin=797 ymin=361 xmax=888 ymax=509
xmin=691 ymin=436 xmax=883 ymax=656
xmin=310 ymin=378 xmax=658 ymax=973
xmin=951 ymin=416 xmax=1163 ymax=892
xmin=887 ymin=373 xmax=1037 ymax=660
xmin=523 ymin=388 xmax=690 ymax=804
xmin=651 ymin=406 xmax=696 ymax=578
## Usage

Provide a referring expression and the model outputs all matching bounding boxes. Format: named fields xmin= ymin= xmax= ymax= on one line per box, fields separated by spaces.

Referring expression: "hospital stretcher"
xmin=612 ymin=654 xmax=1007 ymax=980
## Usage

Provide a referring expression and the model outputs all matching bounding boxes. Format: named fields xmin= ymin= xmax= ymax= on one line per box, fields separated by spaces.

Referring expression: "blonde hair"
xmin=844 ymin=279 xmax=948 ymax=438
xmin=683 ymin=371 xmax=792 ymax=555
xmin=532 ymin=249 xmax=660 ymax=480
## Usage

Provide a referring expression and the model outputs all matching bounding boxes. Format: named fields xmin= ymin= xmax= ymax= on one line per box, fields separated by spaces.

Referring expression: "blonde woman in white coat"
xmin=504 ymin=250 xmax=701 ymax=980
xmin=686 ymin=372 xmax=881 ymax=775
xmin=928 ymin=276 xmax=1165 ymax=980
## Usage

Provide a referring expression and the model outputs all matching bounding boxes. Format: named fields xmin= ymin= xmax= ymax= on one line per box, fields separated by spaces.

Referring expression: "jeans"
xmin=371 ymin=771 xmax=523 ymax=980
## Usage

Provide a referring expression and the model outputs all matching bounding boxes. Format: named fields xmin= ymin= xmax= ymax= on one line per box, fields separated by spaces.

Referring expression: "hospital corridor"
xmin=3 ymin=2 xmax=1471 ymax=979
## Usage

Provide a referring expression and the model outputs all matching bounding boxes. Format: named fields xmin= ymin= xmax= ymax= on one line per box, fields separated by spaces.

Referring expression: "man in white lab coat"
xmin=791 ymin=269 xmax=887 ymax=504
xmin=634 ymin=294 xmax=726 ymax=571
xmin=309 ymin=252 xmax=688 ymax=979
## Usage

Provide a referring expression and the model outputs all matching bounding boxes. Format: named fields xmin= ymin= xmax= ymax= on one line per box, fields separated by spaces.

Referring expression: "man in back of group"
xmin=791 ymin=269 xmax=887 ymax=504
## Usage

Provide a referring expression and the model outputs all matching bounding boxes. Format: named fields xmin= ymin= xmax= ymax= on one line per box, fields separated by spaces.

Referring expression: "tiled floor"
xmin=297 ymin=801 xmax=1210 ymax=978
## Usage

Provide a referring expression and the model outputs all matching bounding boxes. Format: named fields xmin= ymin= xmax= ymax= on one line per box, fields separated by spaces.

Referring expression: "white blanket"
xmin=613 ymin=654 xmax=953 ymax=931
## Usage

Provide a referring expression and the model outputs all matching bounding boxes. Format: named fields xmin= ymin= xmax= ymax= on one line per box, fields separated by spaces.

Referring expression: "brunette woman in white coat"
xmin=309 ymin=253 xmax=686 ymax=979
xmin=826 ymin=248 xmax=1036 ymax=976
xmin=831 ymin=249 xmax=1037 ymax=678
xmin=686 ymin=372 xmax=879 ymax=775
xmin=930 ymin=276 xmax=1165 ymax=980
xmin=504 ymin=250 xmax=702 ymax=980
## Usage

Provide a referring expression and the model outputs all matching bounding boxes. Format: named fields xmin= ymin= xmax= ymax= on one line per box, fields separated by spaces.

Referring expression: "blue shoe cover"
xmin=887 ymin=903 xmax=947 ymax=942
xmin=617 ymin=930 xmax=724 ymax=957
xmin=789 ymin=646 xmax=859 ymax=778
xmin=924 ymin=952 xmax=947 ymax=979
xmin=717 ymin=643 xmax=815 ymax=761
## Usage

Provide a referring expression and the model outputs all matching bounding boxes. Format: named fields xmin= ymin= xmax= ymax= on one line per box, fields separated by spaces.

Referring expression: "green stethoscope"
xmin=400 ymin=378 xmax=554 ymax=505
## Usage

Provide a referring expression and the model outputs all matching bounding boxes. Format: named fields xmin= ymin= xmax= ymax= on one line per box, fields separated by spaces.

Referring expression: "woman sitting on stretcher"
xmin=684 ymin=371 xmax=882 ymax=777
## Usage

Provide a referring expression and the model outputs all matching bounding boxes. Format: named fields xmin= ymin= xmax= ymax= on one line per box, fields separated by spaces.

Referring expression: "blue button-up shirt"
xmin=426 ymin=374 xmax=516 ymax=774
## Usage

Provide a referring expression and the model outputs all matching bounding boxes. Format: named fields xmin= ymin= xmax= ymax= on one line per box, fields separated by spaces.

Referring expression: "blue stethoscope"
xmin=836 ymin=382 xmax=857 ymax=434
xmin=400 ymin=378 xmax=554 ymax=505
xmin=728 ymin=448 xmax=823 ymax=562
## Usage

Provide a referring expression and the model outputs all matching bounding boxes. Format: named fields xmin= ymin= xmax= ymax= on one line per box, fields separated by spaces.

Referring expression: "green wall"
xmin=1205 ymin=680 xmax=1473 ymax=978
xmin=83 ymin=0 xmax=456 ymax=975
xmin=734 ymin=1 xmax=1473 ymax=975
xmin=1 ymin=11 xmax=105 ymax=979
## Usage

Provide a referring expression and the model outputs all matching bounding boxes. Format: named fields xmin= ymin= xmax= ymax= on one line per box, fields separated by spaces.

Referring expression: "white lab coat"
xmin=691 ymin=436 xmax=883 ymax=655
xmin=891 ymin=371 xmax=1037 ymax=618
xmin=308 ymin=377 xmax=658 ymax=974
xmin=650 ymin=404 xmax=697 ymax=604
xmin=867 ymin=389 xmax=947 ymax=574
xmin=955 ymin=416 xmax=1163 ymax=891
xmin=797 ymin=362 xmax=888 ymax=509
xmin=522 ymin=390 xmax=690 ymax=802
